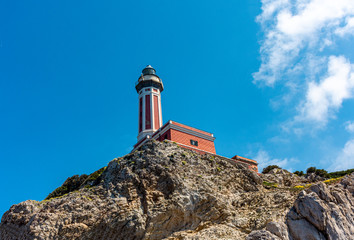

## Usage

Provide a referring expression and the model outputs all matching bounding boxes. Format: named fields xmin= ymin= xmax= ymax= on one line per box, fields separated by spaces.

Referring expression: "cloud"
xmin=253 ymin=149 xmax=297 ymax=172
xmin=254 ymin=0 xmax=354 ymax=128
xmin=297 ymin=56 xmax=354 ymax=126
xmin=345 ymin=121 xmax=354 ymax=133
xmin=328 ymin=139 xmax=354 ymax=171
xmin=335 ymin=17 xmax=354 ymax=37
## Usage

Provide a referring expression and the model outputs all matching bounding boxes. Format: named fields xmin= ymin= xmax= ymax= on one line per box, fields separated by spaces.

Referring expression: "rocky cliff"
xmin=0 ymin=140 xmax=353 ymax=240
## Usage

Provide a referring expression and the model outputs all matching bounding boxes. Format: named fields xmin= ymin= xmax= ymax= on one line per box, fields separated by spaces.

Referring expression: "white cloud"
xmin=257 ymin=0 xmax=290 ymax=22
xmin=328 ymin=139 xmax=354 ymax=171
xmin=335 ymin=17 xmax=354 ymax=37
xmin=253 ymin=149 xmax=297 ymax=172
xmin=297 ymin=56 xmax=354 ymax=126
xmin=255 ymin=0 xmax=354 ymax=128
xmin=276 ymin=1 xmax=354 ymax=37
xmin=345 ymin=121 xmax=354 ymax=133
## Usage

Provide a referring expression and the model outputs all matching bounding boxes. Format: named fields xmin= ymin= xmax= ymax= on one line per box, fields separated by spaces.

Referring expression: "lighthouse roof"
xmin=135 ymin=65 xmax=163 ymax=93
xmin=142 ymin=65 xmax=156 ymax=76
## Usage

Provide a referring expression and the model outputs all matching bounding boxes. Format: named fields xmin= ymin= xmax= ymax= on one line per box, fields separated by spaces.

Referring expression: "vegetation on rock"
xmin=81 ymin=167 xmax=106 ymax=187
xmin=327 ymin=168 xmax=354 ymax=178
xmin=44 ymin=167 xmax=105 ymax=200
xmin=44 ymin=174 xmax=88 ymax=200
xmin=293 ymin=170 xmax=304 ymax=176
xmin=306 ymin=166 xmax=317 ymax=174
xmin=262 ymin=181 xmax=278 ymax=188
xmin=292 ymin=166 xmax=354 ymax=179
xmin=261 ymin=165 xmax=280 ymax=174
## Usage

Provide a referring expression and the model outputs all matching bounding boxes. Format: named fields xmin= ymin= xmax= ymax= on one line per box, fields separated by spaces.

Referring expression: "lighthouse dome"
xmin=142 ymin=65 xmax=156 ymax=75
xmin=136 ymin=65 xmax=163 ymax=93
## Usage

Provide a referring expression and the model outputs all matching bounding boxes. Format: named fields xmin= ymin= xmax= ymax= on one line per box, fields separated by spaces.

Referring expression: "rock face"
xmin=248 ymin=173 xmax=354 ymax=240
xmin=0 ymin=140 xmax=353 ymax=240
xmin=262 ymin=168 xmax=303 ymax=187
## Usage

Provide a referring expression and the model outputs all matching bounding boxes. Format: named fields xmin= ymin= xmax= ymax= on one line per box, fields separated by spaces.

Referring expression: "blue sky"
xmin=1 ymin=0 xmax=354 ymax=216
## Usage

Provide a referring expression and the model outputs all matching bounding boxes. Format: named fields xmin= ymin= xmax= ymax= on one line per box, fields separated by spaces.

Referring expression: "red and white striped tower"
xmin=135 ymin=65 xmax=164 ymax=142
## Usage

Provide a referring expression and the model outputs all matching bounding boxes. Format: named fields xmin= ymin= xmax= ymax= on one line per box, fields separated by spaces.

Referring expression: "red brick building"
xmin=134 ymin=120 xmax=216 ymax=155
xmin=133 ymin=65 xmax=258 ymax=172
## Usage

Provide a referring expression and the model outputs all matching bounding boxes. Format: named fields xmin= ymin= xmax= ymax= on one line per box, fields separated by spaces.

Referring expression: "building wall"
xmin=137 ymin=87 xmax=163 ymax=142
xmin=171 ymin=129 xmax=216 ymax=154
xmin=139 ymin=98 xmax=143 ymax=132
xmin=156 ymin=129 xmax=171 ymax=141
xmin=171 ymin=121 xmax=213 ymax=136
xmin=145 ymin=95 xmax=151 ymax=129
xmin=143 ymin=126 xmax=258 ymax=173
xmin=247 ymin=164 xmax=258 ymax=172
xmin=153 ymin=95 xmax=160 ymax=130
xmin=156 ymin=128 xmax=216 ymax=154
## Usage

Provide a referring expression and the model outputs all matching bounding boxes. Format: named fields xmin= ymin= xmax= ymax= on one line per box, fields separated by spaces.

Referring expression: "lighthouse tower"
xmin=132 ymin=65 xmax=258 ymax=173
xmin=135 ymin=65 xmax=164 ymax=142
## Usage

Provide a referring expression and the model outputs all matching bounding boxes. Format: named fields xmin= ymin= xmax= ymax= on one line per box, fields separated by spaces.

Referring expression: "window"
xmin=190 ymin=140 xmax=198 ymax=146
xmin=145 ymin=89 xmax=150 ymax=92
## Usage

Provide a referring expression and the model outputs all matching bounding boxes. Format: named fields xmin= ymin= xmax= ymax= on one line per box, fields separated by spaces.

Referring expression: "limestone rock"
xmin=266 ymin=222 xmax=289 ymax=240
xmin=306 ymin=173 xmax=326 ymax=182
xmin=0 ymin=140 xmax=353 ymax=240
xmin=262 ymin=168 xmax=302 ymax=187
xmin=261 ymin=173 xmax=354 ymax=240
xmin=246 ymin=230 xmax=281 ymax=240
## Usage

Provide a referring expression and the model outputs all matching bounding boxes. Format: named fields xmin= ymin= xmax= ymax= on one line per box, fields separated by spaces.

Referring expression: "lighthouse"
xmin=135 ymin=65 xmax=163 ymax=142
xmin=132 ymin=65 xmax=258 ymax=172
xmin=133 ymin=65 xmax=216 ymax=155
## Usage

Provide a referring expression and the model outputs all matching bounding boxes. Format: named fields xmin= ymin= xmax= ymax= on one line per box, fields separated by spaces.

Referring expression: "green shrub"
xmin=295 ymin=168 xmax=354 ymax=178
xmin=305 ymin=167 xmax=330 ymax=178
xmin=45 ymin=174 xmax=88 ymax=200
xmin=327 ymin=169 xmax=354 ymax=178
xmin=83 ymin=167 xmax=106 ymax=185
xmin=315 ymin=168 xmax=328 ymax=178
xmin=293 ymin=170 xmax=304 ymax=176
xmin=45 ymin=167 xmax=106 ymax=200
xmin=306 ymin=167 xmax=316 ymax=174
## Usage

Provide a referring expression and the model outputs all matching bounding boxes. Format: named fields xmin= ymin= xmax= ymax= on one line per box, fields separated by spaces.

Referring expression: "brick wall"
xmin=155 ymin=128 xmax=216 ymax=154
xmin=170 ymin=129 xmax=216 ymax=154
xmin=145 ymin=95 xmax=151 ymax=129
xmin=171 ymin=121 xmax=213 ymax=136
xmin=247 ymin=164 xmax=258 ymax=172
xmin=156 ymin=129 xmax=171 ymax=141
xmin=139 ymin=97 xmax=142 ymax=132
xmin=153 ymin=95 xmax=160 ymax=130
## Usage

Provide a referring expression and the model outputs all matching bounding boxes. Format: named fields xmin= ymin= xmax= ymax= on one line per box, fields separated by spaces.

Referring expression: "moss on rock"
xmin=45 ymin=167 xmax=106 ymax=200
